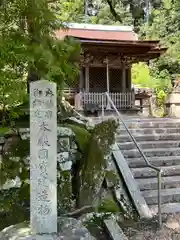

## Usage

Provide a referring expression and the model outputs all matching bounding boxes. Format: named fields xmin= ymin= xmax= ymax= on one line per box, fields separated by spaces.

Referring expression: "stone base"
xmin=165 ymin=104 xmax=180 ymax=118
xmin=165 ymin=92 xmax=180 ymax=118
xmin=22 ymin=235 xmax=61 ymax=240
xmin=0 ymin=217 xmax=95 ymax=240
xmin=142 ymin=106 xmax=151 ymax=117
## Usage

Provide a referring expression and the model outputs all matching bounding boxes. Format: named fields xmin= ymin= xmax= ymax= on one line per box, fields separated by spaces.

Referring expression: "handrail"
xmin=102 ymin=92 xmax=162 ymax=227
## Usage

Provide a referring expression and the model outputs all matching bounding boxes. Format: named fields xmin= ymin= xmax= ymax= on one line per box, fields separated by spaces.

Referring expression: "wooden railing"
xmin=63 ymin=88 xmax=77 ymax=99
xmin=81 ymin=92 xmax=135 ymax=109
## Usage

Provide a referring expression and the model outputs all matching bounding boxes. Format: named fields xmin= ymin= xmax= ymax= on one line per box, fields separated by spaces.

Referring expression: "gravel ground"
xmin=122 ymin=214 xmax=180 ymax=240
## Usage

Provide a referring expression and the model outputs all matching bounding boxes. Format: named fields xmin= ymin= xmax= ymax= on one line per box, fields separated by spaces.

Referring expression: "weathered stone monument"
xmin=30 ymin=80 xmax=57 ymax=235
xmin=0 ymin=80 xmax=96 ymax=239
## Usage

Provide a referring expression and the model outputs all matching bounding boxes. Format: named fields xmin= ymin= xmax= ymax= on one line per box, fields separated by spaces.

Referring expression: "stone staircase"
xmin=117 ymin=118 xmax=180 ymax=216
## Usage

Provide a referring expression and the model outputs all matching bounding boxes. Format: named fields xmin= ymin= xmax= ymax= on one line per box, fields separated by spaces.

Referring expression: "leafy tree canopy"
xmin=0 ymin=0 xmax=80 ymax=123
xmin=141 ymin=0 xmax=180 ymax=75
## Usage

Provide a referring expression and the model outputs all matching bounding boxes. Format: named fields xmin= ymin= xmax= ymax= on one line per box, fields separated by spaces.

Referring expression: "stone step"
xmin=122 ymin=148 xmax=180 ymax=158
xmin=127 ymin=156 xmax=180 ymax=168
xmin=142 ymin=188 xmax=180 ymax=205
xmin=137 ymin=176 xmax=180 ymax=191
xmin=150 ymin=203 xmax=180 ymax=215
xmin=120 ymin=121 xmax=180 ymax=129
xmin=116 ymin=133 xmax=180 ymax=142
xmin=94 ymin=116 xmax=180 ymax=124
xmin=92 ymin=116 xmax=161 ymax=122
xmin=132 ymin=165 xmax=180 ymax=178
xmin=119 ymin=140 xmax=180 ymax=150
xmin=119 ymin=118 xmax=180 ymax=122
xmin=123 ymin=118 xmax=180 ymax=122
xmin=117 ymin=127 xmax=180 ymax=135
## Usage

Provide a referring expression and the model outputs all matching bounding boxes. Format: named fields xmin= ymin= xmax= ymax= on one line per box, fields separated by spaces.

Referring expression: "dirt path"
xmin=123 ymin=214 xmax=180 ymax=240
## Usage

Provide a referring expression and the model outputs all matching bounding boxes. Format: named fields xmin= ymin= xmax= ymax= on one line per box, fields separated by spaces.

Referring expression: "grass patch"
xmin=0 ymin=127 xmax=9 ymax=135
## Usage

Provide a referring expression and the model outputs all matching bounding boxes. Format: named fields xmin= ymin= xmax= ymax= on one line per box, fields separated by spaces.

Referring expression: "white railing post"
xmin=81 ymin=91 xmax=135 ymax=111
xmin=101 ymin=93 xmax=105 ymax=119
xmin=131 ymin=92 xmax=133 ymax=108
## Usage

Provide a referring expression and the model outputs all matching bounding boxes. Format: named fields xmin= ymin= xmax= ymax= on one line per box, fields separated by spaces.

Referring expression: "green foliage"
xmin=0 ymin=128 xmax=9 ymax=135
xmin=94 ymin=1 xmax=133 ymax=25
xmin=1 ymin=138 xmax=29 ymax=186
xmin=56 ymin=0 xmax=134 ymax=25
xmin=98 ymin=198 xmax=119 ymax=213
xmin=57 ymin=0 xmax=85 ymax=22
xmin=0 ymin=0 xmax=81 ymax=126
xmin=132 ymin=62 xmax=152 ymax=87
xmin=132 ymin=62 xmax=171 ymax=102
xmin=151 ymin=68 xmax=171 ymax=92
xmin=0 ymin=186 xmax=29 ymax=231
xmin=156 ymin=90 xmax=166 ymax=107
xmin=140 ymin=0 xmax=180 ymax=75
xmin=66 ymin=124 xmax=91 ymax=153
xmin=132 ymin=62 xmax=171 ymax=114
xmin=27 ymin=36 xmax=80 ymax=86
xmin=151 ymin=69 xmax=171 ymax=107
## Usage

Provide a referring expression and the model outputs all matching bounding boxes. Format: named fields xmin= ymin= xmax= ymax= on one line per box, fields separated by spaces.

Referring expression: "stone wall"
xmin=0 ymin=126 xmax=77 ymax=189
xmin=1 ymin=122 xmax=136 ymax=218
xmin=0 ymin=122 xmax=135 ymax=240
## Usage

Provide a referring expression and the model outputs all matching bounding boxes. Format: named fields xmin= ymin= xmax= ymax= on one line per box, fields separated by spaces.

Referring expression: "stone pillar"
xmin=30 ymin=80 xmax=57 ymax=234
xmin=165 ymin=90 xmax=180 ymax=117
xmin=121 ymin=65 xmax=126 ymax=92
xmin=142 ymin=98 xmax=152 ymax=117
xmin=127 ymin=66 xmax=131 ymax=91
xmin=79 ymin=67 xmax=84 ymax=91
xmin=106 ymin=57 xmax=111 ymax=109
xmin=85 ymin=66 xmax=89 ymax=92
xmin=106 ymin=58 xmax=110 ymax=93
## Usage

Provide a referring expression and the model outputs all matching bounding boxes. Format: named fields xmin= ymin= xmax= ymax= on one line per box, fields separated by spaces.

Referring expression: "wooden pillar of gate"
xmin=85 ymin=66 xmax=89 ymax=92
xmin=79 ymin=67 xmax=84 ymax=91
xmin=106 ymin=57 xmax=111 ymax=109
xmin=127 ymin=65 xmax=132 ymax=91
xmin=121 ymin=64 xmax=126 ymax=93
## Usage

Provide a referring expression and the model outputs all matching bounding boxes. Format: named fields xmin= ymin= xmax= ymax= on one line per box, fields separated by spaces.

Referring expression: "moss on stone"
xmin=0 ymin=119 xmax=119 ymax=229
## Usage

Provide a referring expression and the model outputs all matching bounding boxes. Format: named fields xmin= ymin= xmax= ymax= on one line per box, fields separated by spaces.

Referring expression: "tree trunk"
xmin=26 ymin=67 xmax=40 ymax=93
xmin=71 ymin=160 xmax=81 ymax=208
xmin=1 ymin=103 xmax=6 ymax=126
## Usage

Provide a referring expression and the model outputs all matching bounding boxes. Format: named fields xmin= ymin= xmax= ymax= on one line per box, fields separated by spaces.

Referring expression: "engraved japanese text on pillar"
xmin=30 ymin=80 xmax=57 ymax=234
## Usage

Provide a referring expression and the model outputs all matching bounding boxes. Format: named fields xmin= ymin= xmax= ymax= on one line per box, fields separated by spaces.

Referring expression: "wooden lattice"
xmin=89 ymin=67 xmax=107 ymax=92
xmin=109 ymin=68 xmax=122 ymax=92
xmin=88 ymin=67 xmax=125 ymax=92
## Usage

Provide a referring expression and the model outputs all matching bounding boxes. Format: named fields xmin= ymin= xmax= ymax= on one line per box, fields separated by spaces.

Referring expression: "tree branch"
xmin=65 ymin=205 xmax=94 ymax=218
xmin=105 ymin=0 xmax=123 ymax=23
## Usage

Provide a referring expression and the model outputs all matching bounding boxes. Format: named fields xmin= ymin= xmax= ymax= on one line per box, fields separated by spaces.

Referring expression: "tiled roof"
xmin=55 ymin=23 xmax=138 ymax=41
xmin=55 ymin=23 xmax=166 ymax=61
